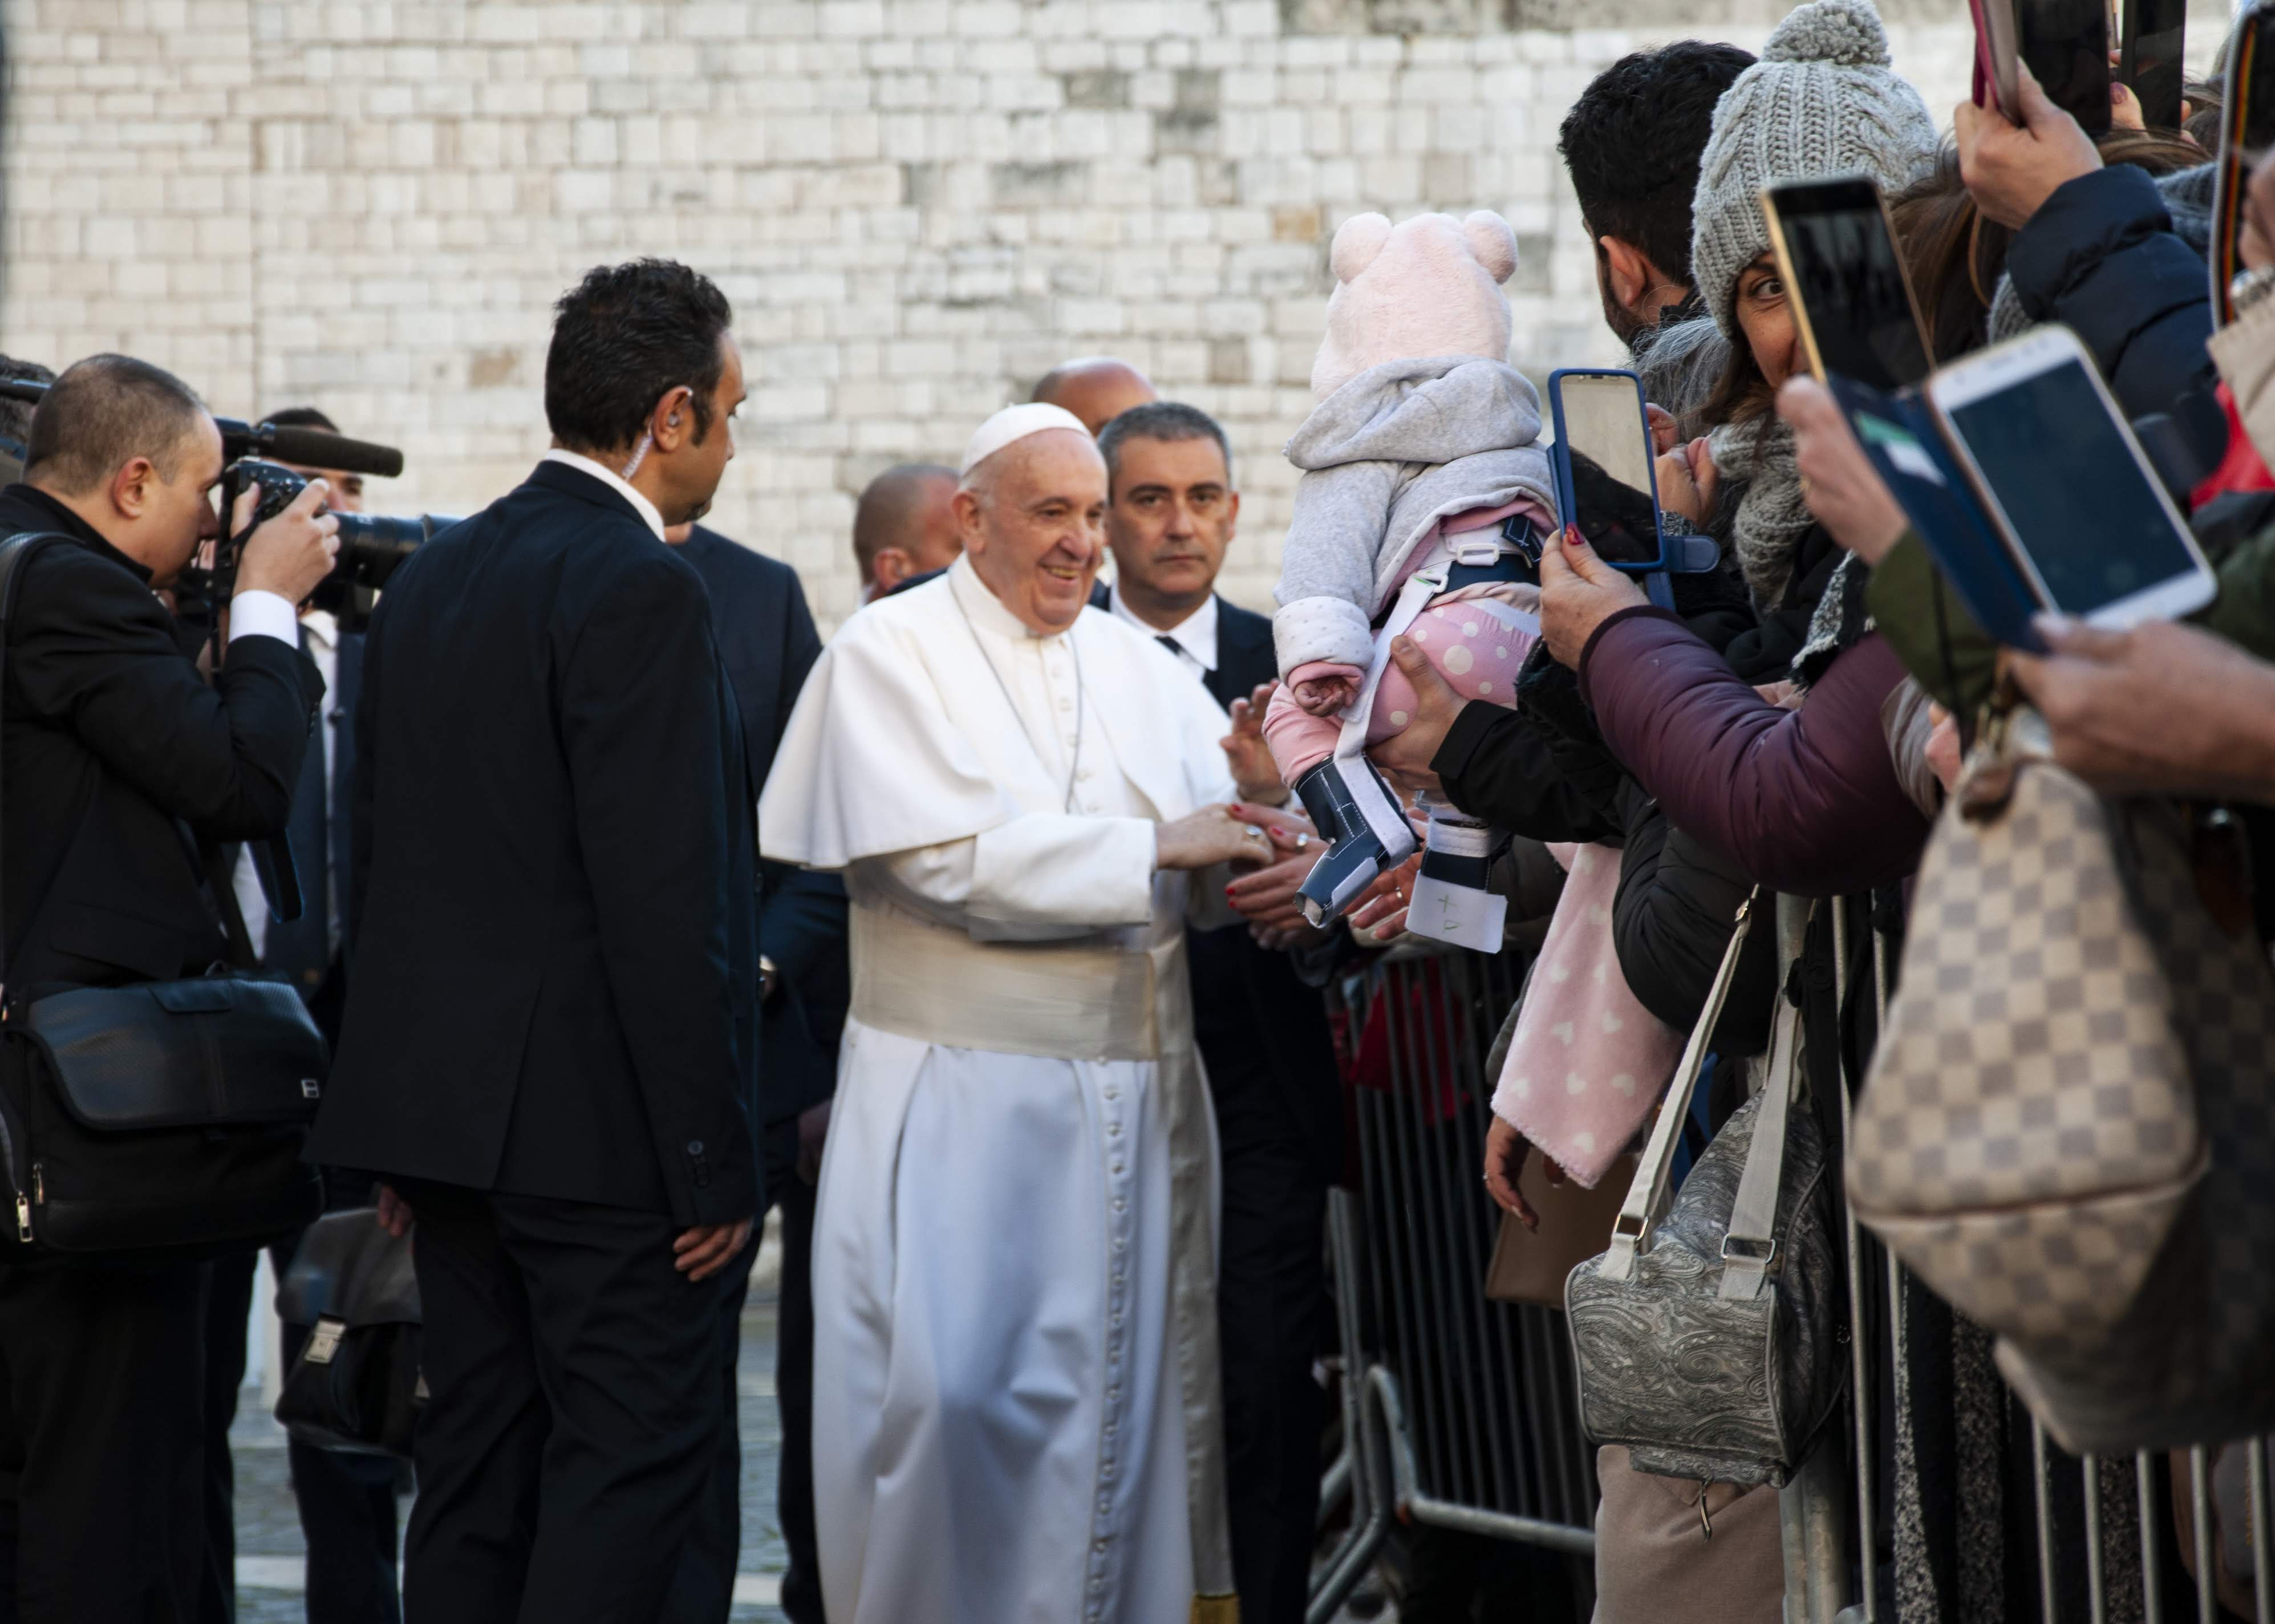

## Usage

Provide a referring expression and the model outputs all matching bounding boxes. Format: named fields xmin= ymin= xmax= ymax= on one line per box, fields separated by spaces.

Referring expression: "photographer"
xmin=0 ymin=354 xmax=338 ymax=1622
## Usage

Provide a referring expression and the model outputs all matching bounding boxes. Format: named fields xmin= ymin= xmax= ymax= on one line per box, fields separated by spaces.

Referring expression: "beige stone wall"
xmin=0 ymin=0 xmax=2217 ymax=629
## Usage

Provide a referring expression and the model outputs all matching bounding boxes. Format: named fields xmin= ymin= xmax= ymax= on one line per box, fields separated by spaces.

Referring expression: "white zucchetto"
xmin=959 ymin=403 xmax=1092 ymax=478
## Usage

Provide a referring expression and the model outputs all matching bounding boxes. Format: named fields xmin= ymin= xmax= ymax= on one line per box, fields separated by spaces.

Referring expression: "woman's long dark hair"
xmin=1887 ymin=129 xmax=2207 ymax=365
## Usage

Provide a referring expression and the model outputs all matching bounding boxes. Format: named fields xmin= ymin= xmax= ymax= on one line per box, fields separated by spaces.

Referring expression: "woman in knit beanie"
xmin=1666 ymin=0 xmax=1939 ymax=631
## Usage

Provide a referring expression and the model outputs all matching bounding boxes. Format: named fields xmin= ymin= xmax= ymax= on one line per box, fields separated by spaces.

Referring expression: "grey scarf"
xmin=1705 ymin=415 xmax=1812 ymax=608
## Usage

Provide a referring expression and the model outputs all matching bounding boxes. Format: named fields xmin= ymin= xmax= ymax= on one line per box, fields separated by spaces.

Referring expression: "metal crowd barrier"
xmin=1307 ymin=943 xmax=1599 ymax=1624
xmin=1307 ymin=923 xmax=2275 ymax=1624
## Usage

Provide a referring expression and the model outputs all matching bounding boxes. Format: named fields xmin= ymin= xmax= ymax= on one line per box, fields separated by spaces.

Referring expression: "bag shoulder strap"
xmin=1598 ymin=887 xmax=1761 ymax=1283
xmin=1718 ymin=894 xmax=1816 ymax=1301
xmin=0 ymin=532 xmax=90 ymax=1004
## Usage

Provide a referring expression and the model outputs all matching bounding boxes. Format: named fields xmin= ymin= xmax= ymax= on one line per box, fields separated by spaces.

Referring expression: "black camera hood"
xmin=0 ymin=378 xmax=405 ymax=479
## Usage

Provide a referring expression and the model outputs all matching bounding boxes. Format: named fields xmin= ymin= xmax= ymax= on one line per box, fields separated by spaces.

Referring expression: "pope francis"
xmin=760 ymin=402 xmax=1278 ymax=1624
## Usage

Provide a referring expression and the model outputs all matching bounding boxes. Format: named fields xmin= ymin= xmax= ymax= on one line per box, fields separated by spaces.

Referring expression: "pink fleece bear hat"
xmin=1309 ymin=209 xmax=1520 ymax=403
xmin=1289 ymin=209 xmax=1525 ymax=719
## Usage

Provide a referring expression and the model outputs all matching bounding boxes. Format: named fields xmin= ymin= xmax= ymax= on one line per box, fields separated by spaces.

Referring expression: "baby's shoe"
xmin=1294 ymin=755 xmax=1420 ymax=927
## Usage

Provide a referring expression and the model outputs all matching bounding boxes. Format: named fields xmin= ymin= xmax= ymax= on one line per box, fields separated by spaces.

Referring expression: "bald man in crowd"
xmin=850 ymin=462 xmax=960 ymax=602
xmin=1031 ymin=355 xmax=1158 ymax=436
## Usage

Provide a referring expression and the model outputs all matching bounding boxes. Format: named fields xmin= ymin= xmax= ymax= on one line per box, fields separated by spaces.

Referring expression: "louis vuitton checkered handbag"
xmin=1860 ymin=708 xmax=2275 ymax=1453
xmin=1848 ymin=708 xmax=2219 ymax=1380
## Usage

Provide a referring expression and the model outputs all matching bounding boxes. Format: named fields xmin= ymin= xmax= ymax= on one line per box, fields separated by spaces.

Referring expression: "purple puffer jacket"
xmin=1577 ymin=607 xmax=1929 ymax=898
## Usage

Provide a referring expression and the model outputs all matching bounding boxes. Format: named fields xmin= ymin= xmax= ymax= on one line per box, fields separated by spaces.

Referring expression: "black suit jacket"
xmin=0 ymin=484 xmax=322 ymax=989
xmin=675 ymin=525 xmax=848 ymax=1127
xmin=1096 ymin=586 xmax=1344 ymax=1180
xmin=313 ymin=462 xmax=760 ymax=1227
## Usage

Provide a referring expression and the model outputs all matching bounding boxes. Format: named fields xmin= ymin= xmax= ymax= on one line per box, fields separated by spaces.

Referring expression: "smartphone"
xmin=2213 ymin=0 xmax=2275 ymax=323
xmin=1546 ymin=370 xmax=1666 ymax=574
xmin=1972 ymin=0 xmax=2022 ymax=117
xmin=1824 ymin=375 xmax=2048 ymax=653
xmin=2119 ymin=0 xmax=2186 ymax=129
xmin=2019 ymin=0 xmax=2112 ymax=135
xmin=1761 ymin=176 xmax=1935 ymax=394
xmin=1928 ymin=327 xmax=2215 ymax=627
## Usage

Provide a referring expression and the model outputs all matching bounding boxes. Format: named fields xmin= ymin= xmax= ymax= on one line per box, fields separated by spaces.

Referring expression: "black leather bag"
xmin=0 ymin=532 xmax=327 ymax=1260
xmin=274 ymin=1208 xmax=424 ymax=1457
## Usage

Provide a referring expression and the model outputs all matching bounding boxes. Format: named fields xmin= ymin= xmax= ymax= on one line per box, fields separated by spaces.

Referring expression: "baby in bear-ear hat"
xmin=1266 ymin=208 xmax=1556 ymax=942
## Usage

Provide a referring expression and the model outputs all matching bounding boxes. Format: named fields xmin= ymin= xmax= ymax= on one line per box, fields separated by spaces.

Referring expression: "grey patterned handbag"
xmin=1566 ymin=895 xmax=1846 ymax=1489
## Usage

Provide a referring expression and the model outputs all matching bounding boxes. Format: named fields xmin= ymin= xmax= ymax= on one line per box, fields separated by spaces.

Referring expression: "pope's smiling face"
xmin=955 ymin=428 xmax=1109 ymax=635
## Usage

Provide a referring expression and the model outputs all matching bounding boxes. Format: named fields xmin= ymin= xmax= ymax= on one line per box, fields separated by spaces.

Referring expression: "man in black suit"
xmin=660 ymin=517 xmax=845 ymax=1624
xmin=0 ymin=353 xmax=340 ymax=1622
xmin=1094 ymin=402 xmax=1343 ymax=1624
xmin=203 ymin=407 xmax=404 ymax=1624
xmin=309 ymin=260 xmax=761 ymax=1624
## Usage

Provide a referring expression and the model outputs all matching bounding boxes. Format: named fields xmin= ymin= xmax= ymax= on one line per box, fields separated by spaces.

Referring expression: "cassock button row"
xmin=1107 ymin=1122 xmax=1122 ymax=1137
xmin=1113 ymin=1199 xmax=1125 ymax=1212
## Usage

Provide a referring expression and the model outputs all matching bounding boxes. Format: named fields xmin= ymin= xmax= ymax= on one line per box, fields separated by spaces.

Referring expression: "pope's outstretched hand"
xmin=1156 ymin=803 xmax=1276 ymax=871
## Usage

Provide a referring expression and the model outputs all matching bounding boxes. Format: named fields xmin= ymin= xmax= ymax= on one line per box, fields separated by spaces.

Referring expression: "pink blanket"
xmin=1489 ymin=842 xmax=1684 ymax=1189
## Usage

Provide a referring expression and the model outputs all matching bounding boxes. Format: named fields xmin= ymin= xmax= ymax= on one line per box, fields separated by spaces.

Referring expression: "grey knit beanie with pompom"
xmin=1689 ymin=0 xmax=1939 ymax=338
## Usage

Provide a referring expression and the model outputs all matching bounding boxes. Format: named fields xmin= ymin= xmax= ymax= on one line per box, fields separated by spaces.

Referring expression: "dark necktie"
xmin=263 ymin=634 xmax=331 ymax=995
xmin=1157 ymin=635 xmax=1183 ymax=659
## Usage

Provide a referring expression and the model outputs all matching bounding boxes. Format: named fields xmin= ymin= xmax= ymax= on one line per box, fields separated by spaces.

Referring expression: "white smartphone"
xmin=1926 ymin=326 xmax=2216 ymax=628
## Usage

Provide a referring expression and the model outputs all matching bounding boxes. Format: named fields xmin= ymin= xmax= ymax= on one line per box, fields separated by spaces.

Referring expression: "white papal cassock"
xmin=759 ymin=555 xmax=1245 ymax=1624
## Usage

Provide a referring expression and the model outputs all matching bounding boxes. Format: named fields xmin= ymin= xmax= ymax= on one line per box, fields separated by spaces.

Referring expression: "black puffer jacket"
xmin=1997 ymin=162 xmax=2216 ymax=425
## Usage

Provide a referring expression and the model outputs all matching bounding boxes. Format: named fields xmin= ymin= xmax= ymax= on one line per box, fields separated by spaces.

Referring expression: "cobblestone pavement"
xmin=229 ymin=1282 xmax=1393 ymax=1623
xmin=230 ymin=1299 xmax=790 ymax=1624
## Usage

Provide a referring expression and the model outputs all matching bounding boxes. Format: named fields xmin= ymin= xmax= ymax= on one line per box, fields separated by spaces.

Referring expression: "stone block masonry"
xmin=0 ymin=1 xmax=2220 ymax=630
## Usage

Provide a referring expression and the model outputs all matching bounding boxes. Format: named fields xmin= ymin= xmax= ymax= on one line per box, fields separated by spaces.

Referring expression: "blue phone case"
xmin=1546 ymin=367 xmax=1670 ymax=575
xmin=1824 ymin=375 xmax=2049 ymax=655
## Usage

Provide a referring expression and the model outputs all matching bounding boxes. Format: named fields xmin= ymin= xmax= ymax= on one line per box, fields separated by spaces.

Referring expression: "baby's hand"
xmin=1291 ymin=673 xmax=1361 ymax=716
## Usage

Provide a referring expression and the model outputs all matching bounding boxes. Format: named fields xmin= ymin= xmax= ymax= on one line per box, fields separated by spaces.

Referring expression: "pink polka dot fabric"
xmin=1366 ymin=581 xmax=1539 ymax=746
xmin=1259 ymin=580 xmax=1541 ymax=783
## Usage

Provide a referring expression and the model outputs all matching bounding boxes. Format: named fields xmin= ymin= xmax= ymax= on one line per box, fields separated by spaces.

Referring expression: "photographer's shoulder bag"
xmin=274 ymin=1207 xmax=424 ymax=1457
xmin=1565 ymin=892 xmax=1846 ymax=1489
xmin=0 ymin=531 xmax=327 ymax=1261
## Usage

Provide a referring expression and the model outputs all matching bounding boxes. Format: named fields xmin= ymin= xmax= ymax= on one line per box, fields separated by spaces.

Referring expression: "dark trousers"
xmin=203 ymin=1244 xmax=403 ymax=1624
xmin=664 ymin=1117 xmax=822 ymax=1624
xmin=1212 ymin=1064 xmax=1332 ymax=1624
xmin=398 ymin=1181 xmax=733 ymax=1624
xmin=0 ymin=1259 xmax=210 ymax=1623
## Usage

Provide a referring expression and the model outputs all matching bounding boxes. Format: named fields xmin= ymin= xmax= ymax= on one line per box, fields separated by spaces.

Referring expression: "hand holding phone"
xmin=1956 ymin=61 xmax=2104 ymax=230
xmin=1656 ymin=437 xmax=1718 ymax=526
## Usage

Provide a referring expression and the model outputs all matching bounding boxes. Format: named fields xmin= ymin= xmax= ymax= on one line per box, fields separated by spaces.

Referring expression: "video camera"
xmin=0 ymin=379 xmax=458 ymax=631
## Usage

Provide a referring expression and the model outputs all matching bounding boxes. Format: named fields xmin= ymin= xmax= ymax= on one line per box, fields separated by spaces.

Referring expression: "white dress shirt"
xmin=541 ymin=448 xmax=666 ymax=539
xmin=1107 ymin=584 xmax=1217 ymax=683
